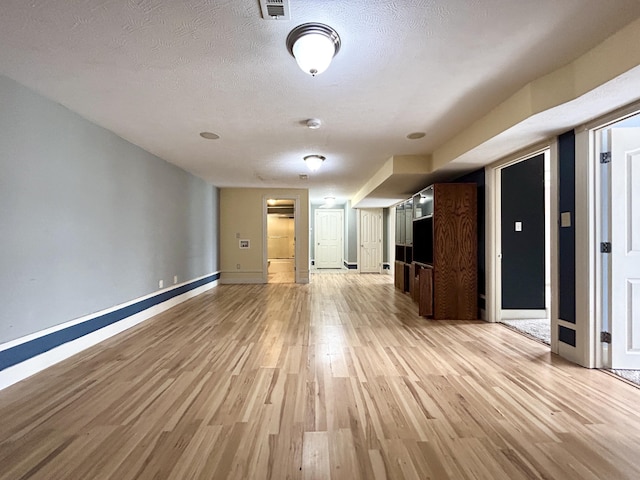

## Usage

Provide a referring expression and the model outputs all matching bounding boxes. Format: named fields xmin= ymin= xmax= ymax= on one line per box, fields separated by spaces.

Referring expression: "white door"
xmin=610 ymin=127 xmax=640 ymax=368
xmin=315 ymin=209 xmax=343 ymax=268
xmin=360 ymin=209 xmax=382 ymax=273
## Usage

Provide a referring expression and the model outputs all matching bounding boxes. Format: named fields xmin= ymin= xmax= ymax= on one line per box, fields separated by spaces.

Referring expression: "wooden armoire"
xmin=410 ymin=183 xmax=477 ymax=320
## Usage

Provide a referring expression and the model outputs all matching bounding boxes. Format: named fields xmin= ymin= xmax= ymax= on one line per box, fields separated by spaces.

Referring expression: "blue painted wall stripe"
xmin=0 ymin=273 xmax=219 ymax=371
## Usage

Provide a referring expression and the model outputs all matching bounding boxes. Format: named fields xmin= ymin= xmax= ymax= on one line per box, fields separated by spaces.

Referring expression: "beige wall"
xmin=220 ymin=188 xmax=309 ymax=283
xmin=267 ymin=216 xmax=295 ymax=259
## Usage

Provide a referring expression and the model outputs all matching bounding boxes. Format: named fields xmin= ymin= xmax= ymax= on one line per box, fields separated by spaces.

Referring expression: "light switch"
xmin=561 ymin=211 xmax=571 ymax=227
xmin=515 ymin=221 xmax=522 ymax=232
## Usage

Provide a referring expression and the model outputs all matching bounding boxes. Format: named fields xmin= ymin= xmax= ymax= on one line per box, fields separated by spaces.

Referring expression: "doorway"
xmin=492 ymin=150 xmax=552 ymax=346
xmin=595 ymin=113 xmax=640 ymax=372
xmin=359 ymin=209 xmax=383 ymax=273
xmin=266 ymin=199 xmax=295 ymax=283
xmin=314 ymin=209 xmax=344 ymax=269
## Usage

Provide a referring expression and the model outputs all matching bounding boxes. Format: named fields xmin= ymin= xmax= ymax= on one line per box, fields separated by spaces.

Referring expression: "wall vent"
xmin=259 ymin=0 xmax=290 ymax=20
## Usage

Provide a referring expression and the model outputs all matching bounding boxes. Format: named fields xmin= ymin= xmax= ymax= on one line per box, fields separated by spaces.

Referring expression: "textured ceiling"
xmin=1 ymin=0 xmax=640 ymax=205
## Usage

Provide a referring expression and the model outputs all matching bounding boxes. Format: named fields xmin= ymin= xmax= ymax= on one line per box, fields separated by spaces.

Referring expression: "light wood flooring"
xmin=1 ymin=274 xmax=640 ymax=479
xmin=268 ymin=258 xmax=295 ymax=284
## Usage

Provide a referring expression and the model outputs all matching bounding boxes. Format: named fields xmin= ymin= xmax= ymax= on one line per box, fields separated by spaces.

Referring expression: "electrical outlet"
xmin=173 ymin=275 xmax=178 ymax=284
xmin=236 ymin=263 xmax=241 ymax=269
xmin=159 ymin=280 xmax=163 ymax=288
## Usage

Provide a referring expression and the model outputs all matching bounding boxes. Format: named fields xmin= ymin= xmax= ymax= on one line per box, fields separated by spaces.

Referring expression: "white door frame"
xmin=357 ymin=208 xmax=383 ymax=274
xmin=314 ymin=208 xmax=344 ymax=269
xmin=262 ymin=195 xmax=301 ymax=284
xmin=574 ymin=101 xmax=640 ymax=368
xmin=486 ymin=144 xmax=558 ymax=352
xmin=590 ymin=106 xmax=640 ymax=368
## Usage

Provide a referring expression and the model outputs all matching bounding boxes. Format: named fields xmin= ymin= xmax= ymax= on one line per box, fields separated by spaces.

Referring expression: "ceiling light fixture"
xmin=200 ymin=132 xmax=220 ymax=140
xmin=406 ymin=132 xmax=426 ymax=140
xmin=304 ymin=154 xmax=325 ymax=172
xmin=286 ymin=23 xmax=341 ymax=76
xmin=324 ymin=196 xmax=335 ymax=206
xmin=306 ymin=118 xmax=322 ymax=129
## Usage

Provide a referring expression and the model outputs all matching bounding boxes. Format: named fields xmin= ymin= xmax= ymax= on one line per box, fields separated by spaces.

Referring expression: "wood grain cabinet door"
xmin=418 ymin=267 xmax=433 ymax=317
xmin=394 ymin=261 xmax=404 ymax=291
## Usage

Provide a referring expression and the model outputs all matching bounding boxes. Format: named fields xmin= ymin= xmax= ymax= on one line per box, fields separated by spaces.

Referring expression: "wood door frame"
xmin=262 ymin=195 xmax=301 ymax=284
xmin=314 ymin=208 xmax=344 ymax=269
xmin=357 ymin=208 xmax=383 ymax=274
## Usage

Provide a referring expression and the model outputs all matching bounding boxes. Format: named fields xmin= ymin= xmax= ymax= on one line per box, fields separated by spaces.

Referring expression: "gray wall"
xmin=346 ymin=201 xmax=358 ymax=264
xmin=343 ymin=204 xmax=349 ymax=262
xmin=0 ymin=75 xmax=218 ymax=343
xmin=383 ymin=208 xmax=389 ymax=263
xmin=309 ymin=203 xmax=319 ymax=262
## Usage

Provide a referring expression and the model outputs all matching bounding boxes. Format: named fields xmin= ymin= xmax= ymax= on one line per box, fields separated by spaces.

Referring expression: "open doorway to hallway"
xmin=494 ymin=150 xmax=552 ymax=346
xmin=266 ymin=199 xmax=295 ymax=284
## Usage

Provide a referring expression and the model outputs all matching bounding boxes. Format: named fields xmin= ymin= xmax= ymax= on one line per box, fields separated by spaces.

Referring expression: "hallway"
xmin=1 ymin=274 xmax=640 ymax=479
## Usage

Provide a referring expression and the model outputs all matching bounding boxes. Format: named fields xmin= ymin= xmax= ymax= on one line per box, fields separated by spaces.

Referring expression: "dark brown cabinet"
xmin=418 ymin=266 xmax=433 ymax=317
xmin=394 ymin=260 xmax=405 ymax=291
xmin=395 ymin=183 xmax=477 ymax=320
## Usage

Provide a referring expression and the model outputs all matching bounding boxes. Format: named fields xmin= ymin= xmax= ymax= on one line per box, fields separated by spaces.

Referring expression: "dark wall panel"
xmin=501 ymin=154 xmax=546 ymax=309
xmin=559 ymin=325 xmax=576 ymax=347
xmin=558 ymin=131 xmax=576 ymax=323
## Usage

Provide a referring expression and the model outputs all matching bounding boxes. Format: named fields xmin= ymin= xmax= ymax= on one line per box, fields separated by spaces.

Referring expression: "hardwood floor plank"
xmin=1 ymin=273 xmax=640 ymax=479
xmin=302 ymin=431 xmax=330 ymax=480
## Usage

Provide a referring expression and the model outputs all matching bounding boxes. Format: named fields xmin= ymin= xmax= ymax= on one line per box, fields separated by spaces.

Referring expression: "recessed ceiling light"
xmin=306 ymin=118 xmax=322 ymax=129
xmin=406 ymin=132 xmax=426 ymax=140
xmin=200 ymin=132 xmax=220 ymax=140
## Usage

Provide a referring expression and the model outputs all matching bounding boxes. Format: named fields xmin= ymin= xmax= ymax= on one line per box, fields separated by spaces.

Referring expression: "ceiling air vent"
xmin=259 ymin=0 xmax=290 ymax=20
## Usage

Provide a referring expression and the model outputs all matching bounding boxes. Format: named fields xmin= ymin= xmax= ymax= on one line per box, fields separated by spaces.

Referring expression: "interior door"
xmin=315 ymin=209 xmax=343 ymax=269
xmin=610 ymin=127 xmax=640 ymax=368
xmin=360 ymin=209 xmax=382 ymax=273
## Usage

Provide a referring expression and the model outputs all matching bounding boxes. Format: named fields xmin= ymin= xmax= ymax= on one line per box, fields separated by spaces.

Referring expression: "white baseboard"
xmin=220 ymin=278 xmax=265 ymax=284
xmin=501 ymin=309 xmax=548 ymax=319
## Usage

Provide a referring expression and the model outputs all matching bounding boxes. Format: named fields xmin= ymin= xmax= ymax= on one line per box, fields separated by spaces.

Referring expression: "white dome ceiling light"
xmin=304 ymin=154 xmax=325 ymax=172
xmin=286 ymin=23 xmax=341 ymax=76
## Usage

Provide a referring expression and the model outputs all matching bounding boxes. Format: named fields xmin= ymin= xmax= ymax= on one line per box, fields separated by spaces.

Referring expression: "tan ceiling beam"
xmin=351 ymin=155 xmax=431 ymax=207
xmin=431 ymin=16 xmax=640 ymax=171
